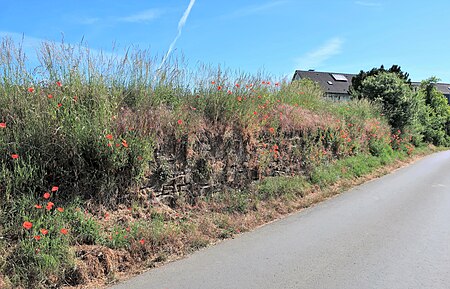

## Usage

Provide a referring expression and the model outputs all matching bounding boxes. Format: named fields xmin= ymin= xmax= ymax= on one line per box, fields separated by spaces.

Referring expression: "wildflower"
xmin=34 ymin=204 xmax=42 ymax=209
xmin=73 ymin=96 xmax=78 ymax=102
xmin=217 ymin=86 xmax=222 ymax=91
xmin=107 ymin=143 xmax=112 ymax=147
xmin=269 ymin=127 xmax=275 ymax=134
xmin=211 ymin=81 xmax=215 ymax=85
xmin=105 ymin=134 xmax=113 ymax=140
xmin=57 ymin=207 xmax=64 ymax=213
xmin=137 ymin=156 xmax=143 ymax=161
xmin=23 ymin=221 xmax=33 ymax=230
xmin=11 ymin=154 xmax=19 ymax=159
xmin=46 ymin=202 xmax=55 ymax=210
xmin=56 ymin=81 xmax=62 ymax=87
xmin=237 ymin=96 xmax=242 ymax=102
xmin=47 ymin=94 xmax=53 ymax=99
xmin=43 ymin=192 xmax=50 ymax=199
xmin=34 ymin=235 xmax=41 ymax=241
xmin=253 ymin=111 xmax=257 ymax=115
xmin=28 ymin=87 xmax=34 ymax=93
xmin=0 ymin=122 xmax=6 ymax=128
xmin=60 ymin=228 xmax=68 ymax=235
xmin=40 ymin=229 xmax=48 ymax=235
xmin=177 ymin=119 xmax=183 ymax=125
xmin=235 ymin=83 xmax=240 ymax=88
xmin=57 ymin=103 xmax=62 ymax=108
xmin=51 ymin=186 xmax=59 ymax=192
xmin=139 ymin=239 xmax=145 ymax=245
xmin=275 ymin=82 xmax=280 ymax=87
xmin=126 ymin=227 xmax=131 ymax=232
xmin=227 ymin=90 xmax=232 ymax=95
xmin=121 ymin=139 xmax=129 ymax=148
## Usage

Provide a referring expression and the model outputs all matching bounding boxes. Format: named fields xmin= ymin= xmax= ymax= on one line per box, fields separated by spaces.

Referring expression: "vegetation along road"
xmin=110 ymin=150 xmax=450 ymax=289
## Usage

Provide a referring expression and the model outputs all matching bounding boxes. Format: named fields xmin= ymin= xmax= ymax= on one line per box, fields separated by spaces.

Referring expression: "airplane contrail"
xmin=158 ymin=0 xmax=196 ymax=71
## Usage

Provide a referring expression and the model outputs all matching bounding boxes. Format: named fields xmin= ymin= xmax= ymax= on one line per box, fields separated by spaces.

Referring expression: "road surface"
xmin=110 ymin=150 xmax=450 ymax=289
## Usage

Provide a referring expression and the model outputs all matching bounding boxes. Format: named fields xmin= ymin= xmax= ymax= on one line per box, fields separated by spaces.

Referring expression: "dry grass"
xmin=59 ymin=146 xmax=441 ymax=289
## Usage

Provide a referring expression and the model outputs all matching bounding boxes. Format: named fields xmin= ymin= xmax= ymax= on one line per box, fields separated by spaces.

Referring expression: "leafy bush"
xmin=358 ymin=72 xmax=420 ymax=132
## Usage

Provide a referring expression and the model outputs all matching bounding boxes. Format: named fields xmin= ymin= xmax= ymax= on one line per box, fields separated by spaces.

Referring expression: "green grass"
xmin=0 ymin=37 xmax=430 ymax=288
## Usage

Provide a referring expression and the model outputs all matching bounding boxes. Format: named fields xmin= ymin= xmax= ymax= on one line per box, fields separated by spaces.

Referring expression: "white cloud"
xmin=78 ymin=17 xmax=100 ymax=25
xmin=355 ymin=1 xmax=382 ymax=7
xmin=295 ymin=37 xmax=344 ymax=70
xmin=225 ymin=0 xmax=290 ymax=18
xmin=119 ymin=9 xmax=162 ymax=23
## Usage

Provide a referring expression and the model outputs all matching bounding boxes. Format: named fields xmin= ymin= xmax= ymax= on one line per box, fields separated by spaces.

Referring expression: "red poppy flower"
xmin=107 ymin=143 xmax=112 ymax=147
xmin=51 ymin=186 xmax=58 ymax=192
xmin=57 ymin=207 xmax=64 ymax=213
xmin=40 ymin=228 xmax=49 ymax=235
xmin=34 ymin=204 xmax=42 ymax=209
xmin=57 ymin=103 xmax=62 ymax=108
xmin=106 ymin=134 xmax=113 ymax=140
xmin=46 ymin=202 xmax=54 ymax=210
xmin=253 ymin=111 xmax=257 ymax=115
xmin=73 ymin=96 xmax=78 ymax=102
xmin=269 ymin=127 xmax=275 ymax=134
xmin=56 ymin=81 xmax=62 ymax=87
xmin=11 ymin=154 xmax=19 ymax=159
xmin=28 ymin=87 xmax=34 ymax=93
xmin=121 ymin=139 xmax=129 ymax=148
xmin=139 ymin=239 xmax=145 ymax=245
xmin=237 ymin=96 xmax=242 ymax=102
xmin=227 ymin=90 xmax=232 ymax=95
xmin=177 ymin=119 xmax=183 ymax=125
xmin=275 ymin=82 xmax=280 ymax=86
xmin=60 ymin=228 xmax=68 ymax=235
xmin=23 ymin=221 xmax=33 ymax=230
xmin=211 ymin=81 xmax=215 ymax=85
xmin=217 ymin=86 xmax=222 ymax=91
xmin=34 ymin=235 xmax=41 ymax=241
xmin=47 ymin=94 xmax=53 ymax=99
xmin=0 ymin=122 xmax=6 ymax=128
xmin=235 ymin=83 xmax=240 ymax=88
xmin=43 ymin=192 xmax=50 ymax=199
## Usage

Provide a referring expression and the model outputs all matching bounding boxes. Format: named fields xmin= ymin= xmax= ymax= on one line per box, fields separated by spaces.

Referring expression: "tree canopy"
xmin=350 ymin=65 xmax=411 ymax=99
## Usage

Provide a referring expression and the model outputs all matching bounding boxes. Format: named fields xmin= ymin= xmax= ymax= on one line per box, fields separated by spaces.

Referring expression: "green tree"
xmin=417 ymin=77 xmax=450 ymax=145
xmin=359 ymin=72 xmax=420 ymax=133
xmin=351 ymin=65 xmax=411 ymax=99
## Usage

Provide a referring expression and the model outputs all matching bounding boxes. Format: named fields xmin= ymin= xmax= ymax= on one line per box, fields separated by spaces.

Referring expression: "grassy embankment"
xmin=0 ymin=38 xmax=441 ymax=288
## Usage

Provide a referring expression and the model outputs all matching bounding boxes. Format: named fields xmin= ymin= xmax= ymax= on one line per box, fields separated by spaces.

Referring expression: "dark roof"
xmin=411 ymin=82 xmax=450 ymax=96
xmin=293 ymin=70 xmax=355 ymax=95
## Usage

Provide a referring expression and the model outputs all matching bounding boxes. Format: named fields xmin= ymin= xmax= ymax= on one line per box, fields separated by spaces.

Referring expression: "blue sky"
xmin=1 ymin=0 xmax=449 ymax=82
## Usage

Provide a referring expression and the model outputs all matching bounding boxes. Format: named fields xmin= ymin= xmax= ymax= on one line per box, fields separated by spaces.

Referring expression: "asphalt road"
xmin=110 ymin=150 xmax=450 ymax=289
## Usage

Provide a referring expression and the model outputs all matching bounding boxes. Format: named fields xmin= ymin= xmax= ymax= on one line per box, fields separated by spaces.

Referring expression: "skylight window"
xmin=327 ymin=81 xmax=333 ymax=85
xmin=331 ymin=74 xmax=348 ymax=82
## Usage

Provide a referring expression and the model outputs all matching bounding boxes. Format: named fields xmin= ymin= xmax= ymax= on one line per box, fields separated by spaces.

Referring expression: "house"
xmin=292 ymin=70 xmax=356 ymax=100
xmin=293 ymin=69 xmax=450 ymax=104
xmin=412 ymin=82 xmax=450 ymax=104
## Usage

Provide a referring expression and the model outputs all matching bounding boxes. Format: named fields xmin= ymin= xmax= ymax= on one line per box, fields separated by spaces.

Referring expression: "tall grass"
xmin=0 ymin=37 xmax=404 ymax=288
